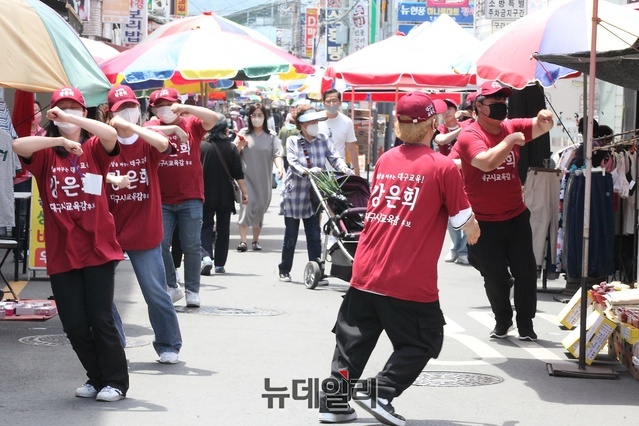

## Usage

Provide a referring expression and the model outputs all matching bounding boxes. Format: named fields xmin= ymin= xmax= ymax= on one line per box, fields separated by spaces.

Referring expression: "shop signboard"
xmin=397 ymin=1 xmax=474 ymax=28
xmin=305 ymin=8 xmax=318 ymax=59
xmin=174 ymin=0 xmax=188 ymax=17
xmin=349 ymin=1 xmax=369 ymax=54
xmin=103 ymin=0 xmax=130 ymax=23
xmin=28 ymin=180 xmax=45 ymax=271
xmin=326 ymin=6 xmax=345 ymax=62
xmin=122 ymin=0 xmax=148 ymax=47
xmin=484 ymin=0 xmax=527 ymax=20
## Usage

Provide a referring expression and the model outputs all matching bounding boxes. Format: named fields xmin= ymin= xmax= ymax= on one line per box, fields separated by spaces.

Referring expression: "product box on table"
xmin=556 ymin=289 xmax=594 ymax=329
xmin=34 ymin=305 xmax=57 ymax=316
xmin=561 ymin=310 xmax=617 ymax=365
xmin=610 ymin=330 xmax=639 ymax=380
xmin=619 ymin=322 xmax=639 ymax=345
xmin=15 ymin=303 xmax=36 ymax=316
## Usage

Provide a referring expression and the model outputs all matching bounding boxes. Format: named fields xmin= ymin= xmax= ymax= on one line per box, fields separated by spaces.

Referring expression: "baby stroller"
xmin=305 ymin=173 xmax=370 ymax=289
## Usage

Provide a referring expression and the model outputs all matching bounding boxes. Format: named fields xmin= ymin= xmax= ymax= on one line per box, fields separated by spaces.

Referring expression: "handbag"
xmin=211 ymin=141 xmax=242 ymax=203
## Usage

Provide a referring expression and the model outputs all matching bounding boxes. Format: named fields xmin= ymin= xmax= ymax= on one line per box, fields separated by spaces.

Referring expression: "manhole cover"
xmin=19 ymin=334 xmax=70 ymax=347
xmin=174 ymin=306 xmax=284 ymax=316
xmin=125 ymin=337 xmax=150 ymax=348
xmin=413 ymin=371 xmax=504 ymax=387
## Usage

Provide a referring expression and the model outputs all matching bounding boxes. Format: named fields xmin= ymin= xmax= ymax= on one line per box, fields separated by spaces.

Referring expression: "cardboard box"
xmin=556 ymin=290 xmax=594 ymax=329
xmin=619 ymin=323 xmax=639 ymax=344
xmin=351 ymin=109 xmax=371 ymax=119
xmin=610 ymin=330 xmax=639 ymax=380
xmin=561 ymin=311 xmax=617 ymax=365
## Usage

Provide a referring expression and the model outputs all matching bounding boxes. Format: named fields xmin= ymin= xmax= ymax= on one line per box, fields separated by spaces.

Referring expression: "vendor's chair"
xmin=0 ymin=239 xmax=19 ymax=301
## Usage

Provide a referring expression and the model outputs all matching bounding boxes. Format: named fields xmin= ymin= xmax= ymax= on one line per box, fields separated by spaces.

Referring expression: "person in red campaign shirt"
xmin=319 ymin=91 xmax=480 ymax=425
xmin=456 ymin=80 xmax=554 ymax=342
xmin=12 ymin=87 xmax=128 ymax=402
xmin=143 ymin=88 xmax=218 ymax=308
xmin=104 ymin=85 xmax=183 ymax=365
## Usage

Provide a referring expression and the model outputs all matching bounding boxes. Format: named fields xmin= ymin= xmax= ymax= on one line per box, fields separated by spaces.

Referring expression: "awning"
xmin=536 ymin=43 xmax=639 ymax=91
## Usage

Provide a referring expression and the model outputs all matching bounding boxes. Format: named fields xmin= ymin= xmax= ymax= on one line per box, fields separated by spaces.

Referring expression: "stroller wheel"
xmin=304 ymin=261 xmax=322 ymax=289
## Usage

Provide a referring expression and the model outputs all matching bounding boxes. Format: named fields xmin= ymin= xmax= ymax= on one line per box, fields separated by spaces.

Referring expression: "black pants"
xmin=468 ymin=209 xmax=537 ymax=329
xmin=171 ymin=225 xmax=182 ymax=268
xmin=50 ymin=261 xmax=129 ymax=394
xmin=329 ymin=288 xmax=444 ymax=401
xmin=201 ymin=205 xmax=232 ymax=267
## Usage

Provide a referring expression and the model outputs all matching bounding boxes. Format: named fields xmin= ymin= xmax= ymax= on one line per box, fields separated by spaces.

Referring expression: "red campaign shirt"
xmin=351 ymin=144 xmax=470 ymax=303
xmin=21 ymin=136 xmax=123 ymax=276
xmin=105 ymin=137 xmax=169 ymax=250
xmin=144 ymin=115 xmax=207 ymax=204
xmin=435 ymin=120 xmax=471 ymax=156
xmin=456 ymin=119 xmax=533 ymax=221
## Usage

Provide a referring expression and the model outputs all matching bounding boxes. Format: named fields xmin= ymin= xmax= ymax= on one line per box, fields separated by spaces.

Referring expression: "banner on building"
xmin=485 ymin=0 xmax=526 ymax=20
xmin=427 ymin=0 xmax=468 ymax=7
xmin=174 ymin=0 xmax=188 ymax=16
xmin=305 ymin=8 xmax=318 ymax=59
xmin=397 ymin=1 xmax=474 ymax=28
xmin=70 ymin=0 xmax=90 ymax=21
xmin=349 ymin=1 xmax=369 ymax=54
xmin=103 ymin=0 xmax=129 ymax=23
xmin=122 ymin=0 xmax=148 ymax=47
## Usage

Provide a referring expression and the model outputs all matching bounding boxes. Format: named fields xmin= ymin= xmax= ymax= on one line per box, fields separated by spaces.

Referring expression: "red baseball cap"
xmin=149 ymin=90 xmax=161 ymax=107
xmin=107 ymin=84 xmax=139 ymax=112
xmin=51 ymin=87 xmax=86 ymax=108
xmin=443 ymin=98 xmax=458 ymax=109
xmin=477 ymin=81 xmax=514 ymax=98
xmin=150 ymin=88 xmax=179 ymax=106
xmin=396 ymin=92 xmax=447 ymax=123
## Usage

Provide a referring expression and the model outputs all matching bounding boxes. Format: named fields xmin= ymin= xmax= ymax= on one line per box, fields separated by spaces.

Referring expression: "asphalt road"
xmin=1 ymin=191 xmax=638 ymax=426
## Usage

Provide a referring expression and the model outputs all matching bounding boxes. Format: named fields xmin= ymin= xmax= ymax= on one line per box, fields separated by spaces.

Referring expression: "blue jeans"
xmin=278 ymin=215 xmax=321 ymax=274
xmin=447 ymin=221 xmax=467 ymax=257
xmin=114 ymin=246 xmax=183 ymax=355
xmin=162 ymin=200 xmax=203 ymax=293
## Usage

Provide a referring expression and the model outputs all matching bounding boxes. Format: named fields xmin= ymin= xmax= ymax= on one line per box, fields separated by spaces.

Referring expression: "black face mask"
xmin=487 ymin=103 xmax=508 ymax=120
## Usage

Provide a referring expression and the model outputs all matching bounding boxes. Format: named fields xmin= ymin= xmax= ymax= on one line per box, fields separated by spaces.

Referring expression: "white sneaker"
xmin=159 ymin=352 xmax=179 ymax=364
xmin=75 ymin=383 xmax=98 ymax=398
xmin=455 ymin=255 xmax=469 ymax=265
xmin=167 ymin=285 xmax=184 ymax=304
xmin=96 ymin=386 xmax=125 ymax=402
xmin=175 ymin=270 xmax=184 ymax=284
xmin=201 ymin=256 xmax=213 ymax=276
xmin=185 ymin=290 xmax=200 ymax=307
xmin=444 ymin=251 xmax=457 ymax=262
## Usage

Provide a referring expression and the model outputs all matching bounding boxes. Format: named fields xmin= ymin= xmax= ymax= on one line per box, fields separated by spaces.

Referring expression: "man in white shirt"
xmin=318 ymin=89 xmax=360 ymax=176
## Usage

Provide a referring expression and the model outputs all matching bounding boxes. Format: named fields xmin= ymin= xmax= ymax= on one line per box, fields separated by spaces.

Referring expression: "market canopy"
xmin=325 ymin=14 xmax=478 ymax=88
xmin=0 ymin=0 xmax=111 ymax=106
xmin=536 ymin=43 xmax=639 ymax=91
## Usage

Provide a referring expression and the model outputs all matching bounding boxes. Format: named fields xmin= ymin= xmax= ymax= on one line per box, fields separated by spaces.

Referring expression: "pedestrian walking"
xmin=319 ymin=92 xmax=480 ymax=425
xmin=104 ymin=84 xmax=183 ymax=364
xmin=200 ymin=113 xmax=248 ymax=275
xmin=12 ymin=87 xmax=129 ymax=402
xmin=318 ymin=89 xmax=360 ymax=176
xmin=456 ymin=81 xmax=554 ymax=341
xmin=233 ymin=104 xmax=284 ymax=252
xmin=277 ymin=105 xmax=351 ymax=283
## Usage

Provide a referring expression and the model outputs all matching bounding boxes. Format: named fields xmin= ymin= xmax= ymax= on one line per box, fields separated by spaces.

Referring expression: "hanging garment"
xmin=524 ymin=168 xmax=562 ymax=267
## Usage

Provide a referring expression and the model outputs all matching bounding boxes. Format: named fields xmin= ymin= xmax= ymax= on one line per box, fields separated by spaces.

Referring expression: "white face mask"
xmin=325 ymin=105 xmax=340 ymax=115
xmin=306 ymin=123 xmax=319 ymax=137
xmin=54 ymin=109 xmax=83 ymax=134
xmin=117 ymin=134 xmax=139 ymax=145
xmin=114 ymin=107 xmax=140 ymax=124
xmin=157 ymin=106 xmax=178 ymax=123
xmin=251 ymin=117 xmax=264 ymax=128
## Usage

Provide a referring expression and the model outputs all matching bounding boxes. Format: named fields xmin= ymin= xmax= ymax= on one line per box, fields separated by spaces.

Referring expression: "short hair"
xmin=322 ymin=88 xmax=341 ymax=102
xmin=394 ymin=117 xmax=436 ymax=144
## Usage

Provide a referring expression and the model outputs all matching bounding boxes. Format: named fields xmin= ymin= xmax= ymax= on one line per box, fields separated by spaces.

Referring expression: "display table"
xmin=0 ymin=239 xmax=19 ymax=300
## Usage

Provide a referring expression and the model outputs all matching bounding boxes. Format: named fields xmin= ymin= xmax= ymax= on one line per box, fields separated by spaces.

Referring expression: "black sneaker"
xmin=278 ymin=273 xmax=291 ymax=282
xmin=490 ymin=321 xmax=513 ymax=339
xmin=518 ymin=328 xmax=538 ymax=341
xmin=353 ymin=391 xmax=405 ymax=426
xmin=318 ymin=392 xmax=357 ymax=423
